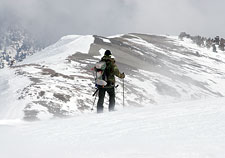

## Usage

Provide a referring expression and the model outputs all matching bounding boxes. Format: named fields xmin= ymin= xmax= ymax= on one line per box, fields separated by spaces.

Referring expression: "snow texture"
xmin=1 ymin=98 xmax=225 ymax=158
xmin=1 ymin=33 xmax=225 ymax=157
xmin=1 ymin=33 xmax=225 ymax=120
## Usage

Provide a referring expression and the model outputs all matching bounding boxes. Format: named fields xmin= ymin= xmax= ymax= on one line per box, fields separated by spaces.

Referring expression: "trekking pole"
xmin=91 ymin=93 xmax=98 ymax=111
xmin=123 ymin=78 xmax=125 ymax=107
xmin=91 ymin=88 xmax=99 ymax=111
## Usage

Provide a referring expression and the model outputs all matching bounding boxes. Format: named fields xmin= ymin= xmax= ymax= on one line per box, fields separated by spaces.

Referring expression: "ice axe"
xmin=91 ymin=88 xmax=99 ymax=111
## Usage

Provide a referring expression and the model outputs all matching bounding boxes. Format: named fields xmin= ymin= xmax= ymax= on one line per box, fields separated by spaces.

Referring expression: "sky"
xmin=0 ymin=0 xmax=224 ymax=44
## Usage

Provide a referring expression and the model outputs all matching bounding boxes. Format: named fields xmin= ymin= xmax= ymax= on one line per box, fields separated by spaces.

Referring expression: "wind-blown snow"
xmin=108 ymin=34 xmax=124 ymax=38
xmin=0 ymin=35 xmax=95 ymax=121
xmin=101 ymin=38 xmax=111 ymax=43
xmin=0 ymin=68 xmax=31 ymax=120
xmin=21 ymin=35 xmax=94 ymax=64
xmin=93 ymin=48 xmax=106 ymax=59
xmin=1 ymin=33 xmax=225 ymax=120
xmin=1 ymin=33 xmax=225 ymax=157
xmin=1 ymin=98 xmax=225 ymax=158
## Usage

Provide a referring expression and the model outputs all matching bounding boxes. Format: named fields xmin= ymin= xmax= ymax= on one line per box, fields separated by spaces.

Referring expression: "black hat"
xmin=104 ymin=50 xmax=112 ymax=56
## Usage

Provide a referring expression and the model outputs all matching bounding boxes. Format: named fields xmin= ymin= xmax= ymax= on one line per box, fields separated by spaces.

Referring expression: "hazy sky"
xmin=0 ymin=0 xmax=224 ymax=44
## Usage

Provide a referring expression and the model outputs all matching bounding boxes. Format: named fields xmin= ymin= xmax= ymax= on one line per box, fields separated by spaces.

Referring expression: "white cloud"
xmin=0 ymin=0 xmax=224 ymax=44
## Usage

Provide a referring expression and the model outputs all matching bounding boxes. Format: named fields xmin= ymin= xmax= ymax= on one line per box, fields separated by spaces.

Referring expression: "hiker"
xmin=96 ymin=50 xmax=125 ymax=113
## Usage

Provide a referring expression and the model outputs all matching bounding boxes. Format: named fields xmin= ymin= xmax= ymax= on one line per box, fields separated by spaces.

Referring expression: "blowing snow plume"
xmin=0 ymin=33 xmax=225 ymax=120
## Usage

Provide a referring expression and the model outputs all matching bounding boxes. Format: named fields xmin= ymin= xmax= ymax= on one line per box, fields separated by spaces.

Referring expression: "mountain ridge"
xmin=1 ymin=33 xmax=225 ymax=121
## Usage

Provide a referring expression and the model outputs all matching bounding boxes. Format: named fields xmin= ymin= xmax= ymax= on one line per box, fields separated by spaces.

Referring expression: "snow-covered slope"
xmin=1 ymin=98 xmax=225 ymax=158
xmin=1 ymin=33 xmax=225 ymax=157
xmin=1 ymin=33 xmax=225 ymax=121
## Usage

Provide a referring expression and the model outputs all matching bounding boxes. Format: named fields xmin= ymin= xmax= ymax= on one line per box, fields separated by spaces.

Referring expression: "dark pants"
xmin=97 ymin=87 xmax=115 ymax=113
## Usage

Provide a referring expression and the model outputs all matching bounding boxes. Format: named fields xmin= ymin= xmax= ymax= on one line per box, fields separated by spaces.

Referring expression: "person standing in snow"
xmin=97 ymin=50 xmax=125 ymax=113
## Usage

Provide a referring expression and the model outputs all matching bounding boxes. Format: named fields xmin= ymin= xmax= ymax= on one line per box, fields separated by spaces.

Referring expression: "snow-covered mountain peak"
xmin=1 ymin=33 xmax=225 ymax=121
xmin=1 ymin=33 xmax=225 ymax=157
xmin=21 ymin=35 xmax=94 ymax=65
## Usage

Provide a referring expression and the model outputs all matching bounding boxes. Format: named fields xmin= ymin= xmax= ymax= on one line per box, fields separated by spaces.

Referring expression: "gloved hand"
xmin=121 ymin=72 xmax=125 ymax=79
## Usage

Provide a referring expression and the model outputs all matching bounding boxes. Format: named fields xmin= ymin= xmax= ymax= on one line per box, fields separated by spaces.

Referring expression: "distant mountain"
xmin=0 ymin=25 xmax=43 ymax=68
xmin=1 ymin=33 xmax=225 ymax=121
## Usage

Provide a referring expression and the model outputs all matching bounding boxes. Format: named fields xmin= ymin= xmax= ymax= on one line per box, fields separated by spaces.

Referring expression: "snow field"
xmin=1 ymin=98 xmax=225 ymax=158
